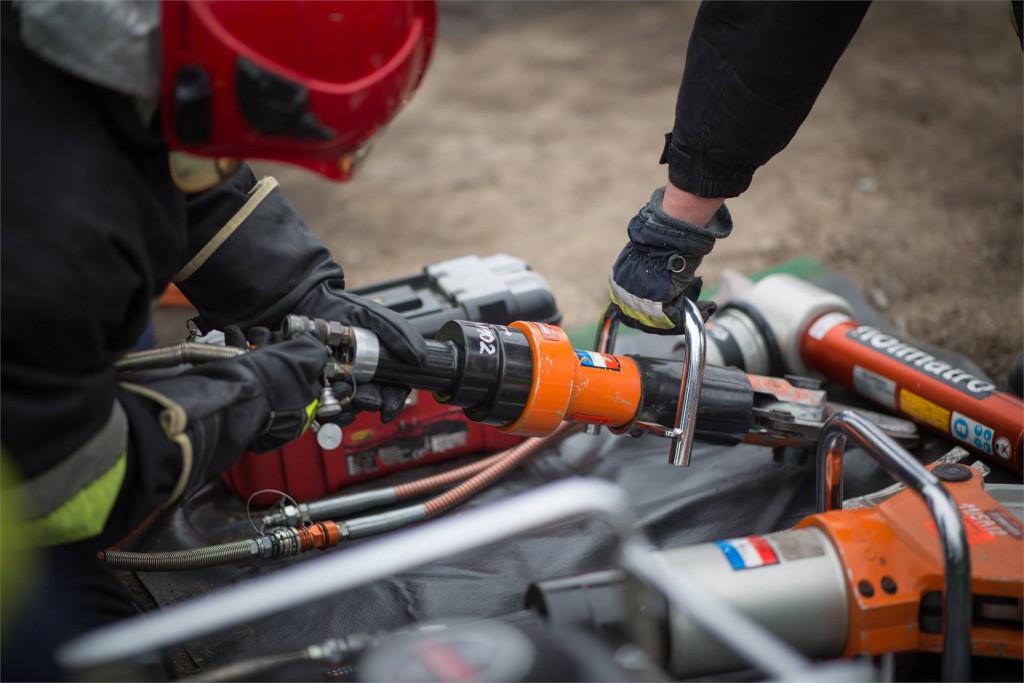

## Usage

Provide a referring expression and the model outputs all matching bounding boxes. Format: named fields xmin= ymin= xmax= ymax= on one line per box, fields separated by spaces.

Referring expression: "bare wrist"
xmin=661 ymin=182 xmax=725 ymax=228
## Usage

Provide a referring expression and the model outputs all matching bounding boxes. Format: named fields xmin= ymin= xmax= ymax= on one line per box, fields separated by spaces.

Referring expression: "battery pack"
xmin=222 ymin=254 xmax=561 ymax=504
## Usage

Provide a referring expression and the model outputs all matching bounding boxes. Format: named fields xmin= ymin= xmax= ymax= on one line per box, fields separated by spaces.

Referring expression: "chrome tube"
xmin=669 ymin=298 xmax=707 ymax=466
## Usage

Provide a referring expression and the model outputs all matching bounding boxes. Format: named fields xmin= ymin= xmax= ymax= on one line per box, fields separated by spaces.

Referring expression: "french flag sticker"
xmin=715 ymin=535 xmax=780 ymax=570
xmin=575 ymin=350 xmax=621 ymax=371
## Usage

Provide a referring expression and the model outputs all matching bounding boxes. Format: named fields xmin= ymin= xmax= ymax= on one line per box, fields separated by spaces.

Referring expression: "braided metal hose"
xmin=101 ymin=540 xmax=259 ymax=571
xmin=115 ymin=342 xmax=245 ymax=371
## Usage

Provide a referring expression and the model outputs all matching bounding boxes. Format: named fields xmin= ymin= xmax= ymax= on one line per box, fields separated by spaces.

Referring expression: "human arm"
xmin=172 ymin=165 xmax=428 ymax=422
xmin=611 ymin=1 xmax=870 ymax=333
xmin=0 ymin=28 xmax=327 ymax=550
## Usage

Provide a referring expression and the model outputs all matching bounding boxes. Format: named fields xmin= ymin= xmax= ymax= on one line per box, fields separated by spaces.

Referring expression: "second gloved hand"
xmin=140 ymin=331 xmax=327 ymax=495
xmin=608 ymin=187 xmax=732 ymax=334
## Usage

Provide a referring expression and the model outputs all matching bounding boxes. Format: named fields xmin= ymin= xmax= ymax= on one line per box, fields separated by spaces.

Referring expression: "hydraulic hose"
xmin=115 ymin=342 xmax=245 ymax=371
xmin=424 ymin=423 xmax=581 ymax=517
xmin=262 ymin=452 xmax=513 ymax=527
xmin=105 ymin=426 xmax=579 ymax=570
xmin=101 ymin=539 xmax=259 ymax=572
xmin=184 ymin=651 xmax=311 ymax=682
xmin=393 ymin=451 xmax=509 ymax=500
xmin=342 ymin=423 xmax=582 ymax=540
xmin=100 ymin=523 xmax=345 ymax=572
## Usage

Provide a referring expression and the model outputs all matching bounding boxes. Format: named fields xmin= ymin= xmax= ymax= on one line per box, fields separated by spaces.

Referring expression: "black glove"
xmin=224 ymin=324 xmax=408 ymax=425
xmin=608 ymin=187 xmax=732 ymax=334
xmin=141 ymin=331 xmax=327 ymax=494
xmin=175 ymin=166 xmax=427 ymax=424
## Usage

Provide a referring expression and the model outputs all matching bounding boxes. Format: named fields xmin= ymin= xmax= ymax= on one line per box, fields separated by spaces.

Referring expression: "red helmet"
xmin=161 ymin=1 xmax=436 ymax=181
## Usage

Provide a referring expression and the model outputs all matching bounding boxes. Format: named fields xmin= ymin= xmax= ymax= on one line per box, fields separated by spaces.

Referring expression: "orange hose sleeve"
xmin=393 ymin=452 xmax=508 ymax=500
xmin=422 ymin=423 xmax=582 ymax=517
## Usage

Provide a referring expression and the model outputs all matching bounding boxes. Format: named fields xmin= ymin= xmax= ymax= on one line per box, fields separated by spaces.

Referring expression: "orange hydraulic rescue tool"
xmin=699 ymin=274 xmax=1024 ymax=474
xmin=529 ymin=412 xmax=1022 ymax=682
xmin=282 ymin=307 xmax=919 ymax=462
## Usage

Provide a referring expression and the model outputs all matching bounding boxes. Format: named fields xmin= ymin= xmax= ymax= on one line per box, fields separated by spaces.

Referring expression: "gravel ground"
xmin=244 ymin=1 xmax=1022 ymax=386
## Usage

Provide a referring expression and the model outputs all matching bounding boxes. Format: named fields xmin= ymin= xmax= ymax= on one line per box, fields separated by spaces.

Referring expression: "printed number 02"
xmin=478 ymin=327 xmax=497 ymax=355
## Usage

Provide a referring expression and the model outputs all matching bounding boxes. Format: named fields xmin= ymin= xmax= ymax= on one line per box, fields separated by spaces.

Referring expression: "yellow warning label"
xmin=899 ymin=389 xmax=951 ymax=433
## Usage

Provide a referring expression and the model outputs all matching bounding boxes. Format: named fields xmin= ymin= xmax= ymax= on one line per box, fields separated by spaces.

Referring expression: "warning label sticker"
xmin=925 ymin=502 xmax=1003 ymax=545
xmin=899 ymin=389 xmax=951 ymax=433
xmin=852 ymin=365 xmax=897 ymax=410
xmin=346 ymin=451 xmax=378 ymax=477
xmin=987 ymin=508 xmax=1024 ymax=539
xmin=715 ymin=535 xmax=780 ymax=570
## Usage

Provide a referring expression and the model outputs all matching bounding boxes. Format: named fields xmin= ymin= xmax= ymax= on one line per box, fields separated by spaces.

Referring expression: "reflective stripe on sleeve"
xmin=20 ymin=402 xmax=128 ymax=521
xmin=11 ymin=402 xmax=129 ymax=545
xmin=607 ymin=278 xmax=675 ymax=330
xmin=23 ymin=453 xmax=127 ymax=546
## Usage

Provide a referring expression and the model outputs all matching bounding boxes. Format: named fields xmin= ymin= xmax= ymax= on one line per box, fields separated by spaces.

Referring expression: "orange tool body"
xmin=799 ymin=463 xmax=1022 ymax=659
xmin=801 ymin=314 xmax=1024 ymax=474
xmin=502 ymin=321 xmax=646 ymax=436
xmin=541 ymin=464 xmax=1021 ymax=680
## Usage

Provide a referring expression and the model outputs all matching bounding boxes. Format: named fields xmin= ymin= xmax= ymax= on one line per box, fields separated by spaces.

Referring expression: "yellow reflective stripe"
xmin=22 ymin=451 xmax=127 ymax=546
xmin=607 ymin=281 xmax=675 ymax=330
xmin=303 ymin=399 xmax=319 ymax=434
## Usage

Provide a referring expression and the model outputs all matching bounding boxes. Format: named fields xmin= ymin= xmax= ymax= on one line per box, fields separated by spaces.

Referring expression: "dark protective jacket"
xmin=0 ymin=11 xmax=341 ymax=550
xmin=664 ymin=1 xmax=871 ymax=198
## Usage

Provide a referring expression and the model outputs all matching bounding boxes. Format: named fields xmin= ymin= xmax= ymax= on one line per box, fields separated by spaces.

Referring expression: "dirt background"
xmin=249 ymin=0 xmax=1023 ymax=386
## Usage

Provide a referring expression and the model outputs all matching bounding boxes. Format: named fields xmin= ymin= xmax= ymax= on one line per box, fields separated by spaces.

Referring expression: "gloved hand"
xmin=296 ymin=289 xmax=424 ymax=424
xmin=140 ymin=331 xmax=327 ymax=494
xmin=174 ymin=165 xmax=428 ymax=425
xmin=608 ymin=187 xmax=732 ymax=334
xmin=224 ymin=323 xmax=409 ymax=425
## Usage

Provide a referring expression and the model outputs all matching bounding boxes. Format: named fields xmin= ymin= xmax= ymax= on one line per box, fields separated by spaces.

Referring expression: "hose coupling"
xmin=261 ymin=503 xmax=310 ymax=530
xmin=260 ymin=522 xmax=348 ymax=559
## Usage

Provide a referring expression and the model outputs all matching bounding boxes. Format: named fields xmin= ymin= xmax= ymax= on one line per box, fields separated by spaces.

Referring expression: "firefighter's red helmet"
xmin=161 ymin=0 xmax=436 ymax=181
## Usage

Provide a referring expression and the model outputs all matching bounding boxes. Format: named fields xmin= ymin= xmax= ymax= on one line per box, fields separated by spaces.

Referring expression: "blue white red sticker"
xmin=575 ymin=350 xmax=621 ymax=371
xmin=715 ymin=535 xmax=780 ymax=570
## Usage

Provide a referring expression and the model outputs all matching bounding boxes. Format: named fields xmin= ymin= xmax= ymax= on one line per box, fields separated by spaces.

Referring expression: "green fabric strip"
xmin=21 ymin=452 xmax=127 ymax=546
xmin=20 ymin=402 xmax=128 ymax=520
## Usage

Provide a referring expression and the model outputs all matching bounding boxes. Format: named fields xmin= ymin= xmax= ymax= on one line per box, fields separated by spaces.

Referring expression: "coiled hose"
xmin=115 ymin=342 xmax=244 ymax=372
xmin=101 ymin=539 xmax=259 ymax=572
xmin=424 ymin=422 xmax=581 ymax=517
xmin=103 ymin=423 xmax=582 ymax=569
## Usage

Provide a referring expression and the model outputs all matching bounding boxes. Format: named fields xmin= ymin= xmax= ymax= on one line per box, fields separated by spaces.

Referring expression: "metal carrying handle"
xmin=815 ymin=410 xmax=971 ymax=683
xmin=586 ymin=300 xmax=707 ymax=467
xmin=668 ymin=298 xmax=707 ymax=466
xmin=60 ymin=479 xmax=822 ymax=681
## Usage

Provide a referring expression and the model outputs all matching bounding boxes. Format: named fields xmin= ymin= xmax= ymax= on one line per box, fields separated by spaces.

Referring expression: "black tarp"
xmin=129 ymin=276 xmax=1010 ymax=673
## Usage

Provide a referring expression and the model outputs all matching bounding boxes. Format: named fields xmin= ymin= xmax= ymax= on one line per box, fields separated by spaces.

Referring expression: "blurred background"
xmin=246 ymin=1 xmax=1022 ymax=385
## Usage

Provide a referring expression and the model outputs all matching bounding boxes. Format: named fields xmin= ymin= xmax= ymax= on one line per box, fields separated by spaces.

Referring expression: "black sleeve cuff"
xmin=660 ymin=133 xmax=755 ymax=199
